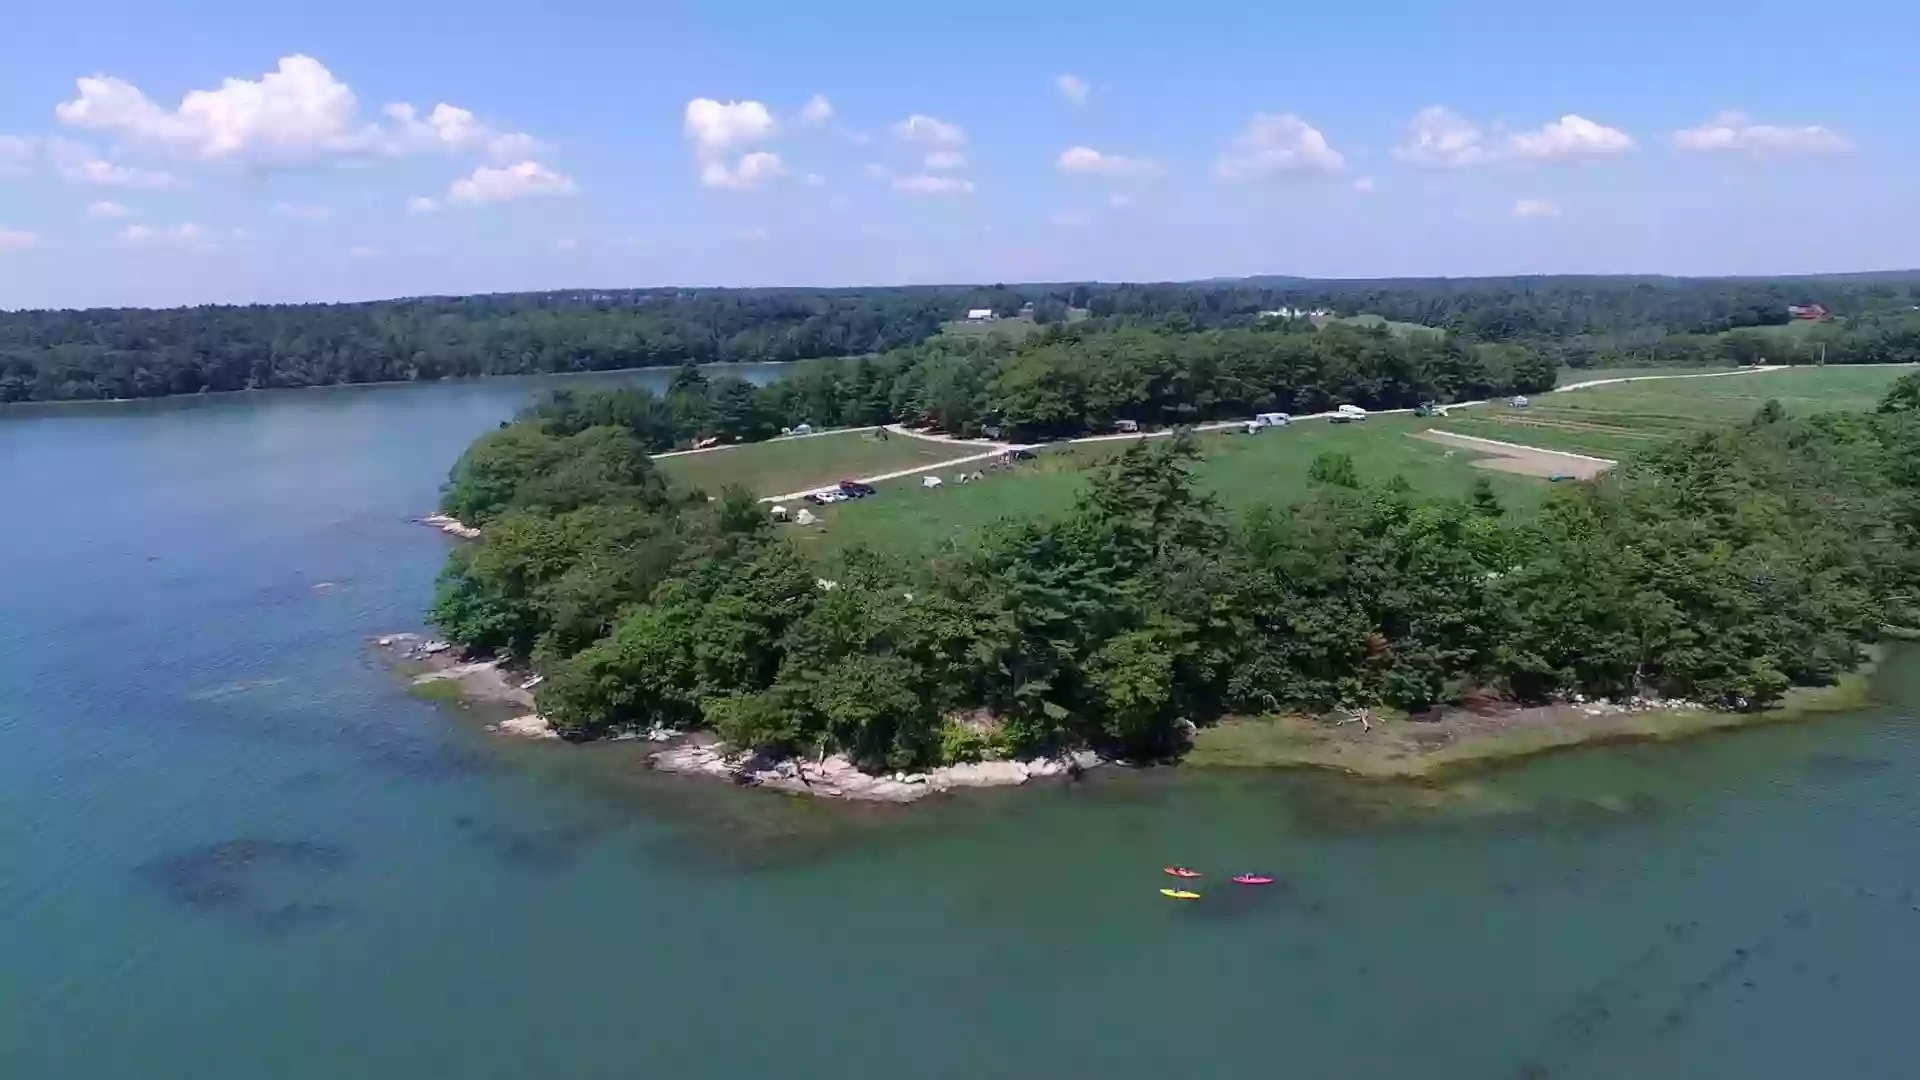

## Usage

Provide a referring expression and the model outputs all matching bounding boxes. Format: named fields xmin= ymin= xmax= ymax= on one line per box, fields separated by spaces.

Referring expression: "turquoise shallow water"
xmin=3 ymin=371 xmax=1918 ymax=1079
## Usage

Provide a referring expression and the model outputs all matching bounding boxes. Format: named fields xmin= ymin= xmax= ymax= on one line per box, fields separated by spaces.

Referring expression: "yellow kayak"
xmin=1159 ymin=888 xmax=1201 ymax=900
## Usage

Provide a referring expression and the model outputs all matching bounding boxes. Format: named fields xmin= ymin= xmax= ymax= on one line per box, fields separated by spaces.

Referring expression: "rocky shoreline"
xmin=376 ymin=634 xmax=1104 ymax=801
xmin=417 ymin=513 xmax=481 ymax=539
xmin=648 ymin=734 xmax=1103 ymax=803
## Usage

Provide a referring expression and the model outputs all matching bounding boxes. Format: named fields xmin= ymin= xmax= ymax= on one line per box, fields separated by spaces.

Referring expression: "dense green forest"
xmin=496 ymin=322 xmax=1558 ymax=461
xmin=428 ymin=378 xmax=1920 ymax=770
xmin=5 ymin=273 xmax=1917 ymax=403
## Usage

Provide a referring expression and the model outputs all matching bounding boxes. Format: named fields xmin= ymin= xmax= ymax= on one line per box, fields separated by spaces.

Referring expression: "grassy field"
xmin=1431 ymin=365 xmax=1913 ymax=458
xmin=1326 ymin=313 xmax=1437 ymax=337
xmin=779 ymin=365 xmax=1915 ymax=560
xmin=657 ymin=430 xmax=984 ymax=497
xmin=797 ymin=415 xmax=1551 ymax=560
xmin=938 ymin=315 xmax=1046 ymax=342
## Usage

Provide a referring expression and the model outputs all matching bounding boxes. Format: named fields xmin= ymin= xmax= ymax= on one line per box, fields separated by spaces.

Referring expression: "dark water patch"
xmin=452 ymin=815 xmax=610 ymax=871
xmin=1798 ymin=752 xmax=1893 ymax=778
xmin=358 ymin=735 xmax=499 ymax=782
xmin=136 ymin=838 xmax=352 ymax=936
xmin=276 ymin=769 xmax=333 ymax=792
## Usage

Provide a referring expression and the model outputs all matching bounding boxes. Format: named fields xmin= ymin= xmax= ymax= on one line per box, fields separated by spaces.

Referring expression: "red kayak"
xmin=1164 ymin=867 xmax=1202 ymax=879
xmin=1232 ymin=874 xmax=1275 ymax=885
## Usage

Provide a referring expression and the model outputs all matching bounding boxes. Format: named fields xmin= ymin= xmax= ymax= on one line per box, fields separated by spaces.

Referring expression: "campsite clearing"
xmin=782 ymin=364 xmax=1915 ymax=562
xmin=656 ymin=428 xmax=989 ymax=497
xmin=797 ymin=414 xmax=1547 ymax=560
xmin=1415 ymin=430 xmax=1615 ymax=480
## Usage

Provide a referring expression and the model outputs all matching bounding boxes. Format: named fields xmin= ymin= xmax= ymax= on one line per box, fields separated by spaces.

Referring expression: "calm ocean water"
xmin=3 ymin=368 xmax=1917 ymax=1079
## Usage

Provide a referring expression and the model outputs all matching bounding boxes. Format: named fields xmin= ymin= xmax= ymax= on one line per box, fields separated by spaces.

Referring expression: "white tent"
xmin=769 ymin=505 xmax=790 ymax=521
xmin=795 ymin=508 xmax=818 ymax=525
xmin=922 ymin=475 xmax=944 ymax=489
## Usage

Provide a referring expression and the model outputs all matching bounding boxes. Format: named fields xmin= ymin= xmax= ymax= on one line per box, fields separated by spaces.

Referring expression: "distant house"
xmin=964 ymin=308 xmax=998 ymax=322
xmin=1787 ymin=303 xmax=1830 ymax=321
xmin=1260 ymin=307 xmax=1332 ymax=320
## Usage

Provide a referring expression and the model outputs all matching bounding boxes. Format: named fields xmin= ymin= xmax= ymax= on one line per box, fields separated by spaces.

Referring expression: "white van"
xmin=1331 ymin=404 xmax=1368 ymax=423
xmin=1254 ymin=412 xmax=1291 ymax=427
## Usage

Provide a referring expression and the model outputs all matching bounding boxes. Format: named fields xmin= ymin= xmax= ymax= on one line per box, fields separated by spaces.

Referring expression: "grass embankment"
xmin=1188 ymin=653 xmax=1882 ymax=779
xmin=799 ymin=415 xmax=1548 ymax=560
xmin=657 ymin=429 xmax=983 ymax=497
xmin=1558 ymin=365 xmax=1738 ymax=384
xmin=1432 ymin=365 xmax=1914 ymax=458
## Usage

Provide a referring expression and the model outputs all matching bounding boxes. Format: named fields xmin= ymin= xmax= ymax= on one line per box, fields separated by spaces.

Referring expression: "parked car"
xmin=1005 ymin=449 xmax=1036 ymax=462
xmin=803 ymin=489 xmax=847 ymax=506
xmin=1331 ymin=404 xmax=1369 ymax=423
xmin=1509 ymin=396 xmax=1530 ymax=410
xmin=1254 ymin=412 xmax=1291 ymax=427
xmin=838 ymin=480 xmax=877 ymax=498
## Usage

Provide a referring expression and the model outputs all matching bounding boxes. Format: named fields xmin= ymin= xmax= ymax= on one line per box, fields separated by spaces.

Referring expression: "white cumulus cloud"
xmin=1397 ymin=107 xmax=1633 ymax=166
xmin=1214 ymin=113 xmax=1344 ymax=180
xmin=1673 ymin=111 xmax=1853 ymax=157
xmin=56 ymin=154 xmax=180 ymax=189
xmin=683 ymin=98 xmax=777 ymax=156
xmin=1352 ymin=175 xmax=1377 ymax=193
xmin=87 ymin=200 xmax=133 ymax=219
xmin=382 ymin=103 xmax=541 ymax=161
xmin=58 ymin=55 xmax=365 ymax=164
xmin=1055 ymin=74 xmax=1091 ymax=107
xmin=923 ymin=150 xmax=967 ymax=171
xmin=55 ymin=54 xmax=544 ymax=169
xmin=446 ymin=161 xmax=578 ymax=205
xmin=700 ymin=151 xmax=786 ymax=190
xmin=0 ymin=227 xmax=39 ymax=250
xmin=407 ymin=196 xmax=440 ymax=214
xmin=117 ymin=222 xmax=208 ymax=248
xmin=1508 ymin=114 xmax=1634 ymax=161
xmin=1057 ymin=145 xmax=1161 ymax=177
xmin=1393 ymin=106 xmax=1491 ymax=168
xmin=799 ymin=94 xmax=834 ymax=125
xmin=893 ymin=114 xmax=964 ymax=146
xmin=893 ymin=174 xmax=976 ymax=195
xmin=1512 ymin=197 xmax=1560 ymax=219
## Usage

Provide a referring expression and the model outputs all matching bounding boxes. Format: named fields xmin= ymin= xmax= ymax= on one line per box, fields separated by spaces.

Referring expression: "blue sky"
xmin=1 ymin=0 xmax=1915 ymax=310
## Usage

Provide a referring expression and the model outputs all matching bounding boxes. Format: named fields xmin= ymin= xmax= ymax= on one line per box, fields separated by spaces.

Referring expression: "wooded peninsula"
xmin=423 ymin=281 xmax=1920 ymax=778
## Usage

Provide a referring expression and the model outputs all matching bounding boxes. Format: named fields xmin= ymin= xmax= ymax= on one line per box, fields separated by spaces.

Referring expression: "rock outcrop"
xmin=647 ymin=738 xmax=1101 ymax=802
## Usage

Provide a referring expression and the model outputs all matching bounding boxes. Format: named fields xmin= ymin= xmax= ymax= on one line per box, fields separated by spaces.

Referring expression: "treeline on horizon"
xmin=5 ymin=272 xmax=1919 ymax=403
xmin=441 ymin=322 xmax=1559 ymax=490
xmin=428 ymin=374 xmax=1920 ymax=769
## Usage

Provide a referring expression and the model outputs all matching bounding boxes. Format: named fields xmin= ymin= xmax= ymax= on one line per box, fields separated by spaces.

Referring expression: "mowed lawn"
xmin=797 ymin=414 xmax=1552 ymax=561
xmin=1430 ymin=365 xmax=1914 ymax=458
xmin=657 ymin=430 xmax=987 ymax=497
